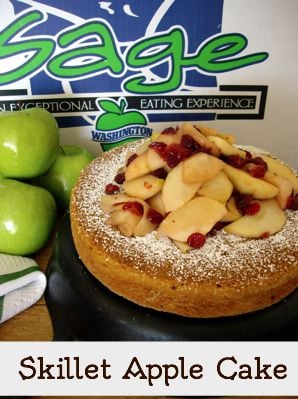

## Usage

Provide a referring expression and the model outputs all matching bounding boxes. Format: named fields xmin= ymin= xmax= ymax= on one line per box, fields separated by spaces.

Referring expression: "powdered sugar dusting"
xmin=73 ymin=140 xmax=298 ymax=288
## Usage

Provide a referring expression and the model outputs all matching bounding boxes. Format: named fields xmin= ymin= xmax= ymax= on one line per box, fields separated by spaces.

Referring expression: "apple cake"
xmin=70 ymin=123 xmax=298 ymax=318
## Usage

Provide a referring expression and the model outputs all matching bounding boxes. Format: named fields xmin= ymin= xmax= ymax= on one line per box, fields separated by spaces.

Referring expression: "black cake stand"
xmin=45 ymin=214 xmax=298 ymax=341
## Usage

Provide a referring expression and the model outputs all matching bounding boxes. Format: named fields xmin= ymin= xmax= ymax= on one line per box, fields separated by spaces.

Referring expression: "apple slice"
xmin=220 ymin=197 xmax=242 ymax=222
xmin=162 ymin=162 xmax=201 ymax=212
xmin=220 ymin=209 xmax=241 ymax=223
xmin=154 ymin=127 xmax=183 ymax=145
xmin=181 ymin=122 xmax=220 ymax=156
xmin=108 ymin=209 xmax=142 ymax=237
xmin=223 ymin=199 xmax=286 ymax=238
xmin=147 ymin=192 xmax=166 ymax=215
xmin=217 ymin=133 xmax=236 ymax=144
xmin=173 ymin=240 xmax=191 ymax=253
xmin=195 ymin=124 xmax=218 ymax=137
xmin=158 ymin=196 xmax=227 ymax=242
xmin=227 ymin=196 xmax=242 ymax=216
xmin=263 ymin=172 xmax=293 ymax=209
xmin=123 ymin=174 xmax=164 ymax=200
xmin=197 ymin=170 xmax=233 ymax=203
xmin=208 ymin=135 xmax=246 ymax=158
xmin=223 ymin=163 xmax=279 ymax=199
xmin=182 ymin=152 xmax=224 ymax=184
xmin=150 ymin=132 xmax=160 ymax=141
xmin=259 ymin=154 xmax=298 ymax=193
xmin=125 ymin=152 xmax=151 ymax=181
xmin=146 ymin=148 xmax=167 ymax=171
xmin=133 ymin=200 xmax=156 ymax=236
xmin=106 ymin=197 xmax=155 ymax=237
xmin=101 ymin=193 xmax=131 ymax=212
xmin=195 ymin=125 xmax=236 ymax=144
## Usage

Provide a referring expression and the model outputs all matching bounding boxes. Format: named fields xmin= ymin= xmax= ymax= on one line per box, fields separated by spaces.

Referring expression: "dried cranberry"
xmin=244 ymin=201 xmax=261 ymax=215
xmin=250 ymin=156 xmax=268 ymax=169
xmin=122 ymin=201 xmax=144 ymax=216
xmin=234 ymin=193 xmax=253 ymax=213
xmin=244 ymin=160 xmax=267 ymax=178
xmin=114 ymin=172 xmax=125 ymax=184
xmin=225 ymin=154 xmax=247 ymax=169
xmin=180 ymin=134 xmax=200 ymax=154
xmin=161 ymin=126 xmax=177 ymax=135
xmin=287 ymin=194 xmax=298 ymax=210
xmin=208 ymin=222 xmax=225 ymax=237
xmin=164 ymin=143 xmax=190 ymax=168
xmin=187 ymin=233 xmax=206 ymax=248
xmin=260 ymin=231 xmax=270 ymax=239
xmin=243 ymin=156 xmax=268 ymax=178
xmin=149 ymin=141 xmax=167 ymax=157
xmin=214 ymin=221 xmax=225 ymax=230
xmin=147 ymin=208 xmax=164 ymax=224
xmin=104 ymin=183 xmax=120 ymax=194
xmin=150 ymin=168 xmax=167 ymax=179
xmin=126 ymin=153 xmax=138 ymax=166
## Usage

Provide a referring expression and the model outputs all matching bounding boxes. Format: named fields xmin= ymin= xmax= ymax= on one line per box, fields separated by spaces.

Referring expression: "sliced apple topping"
xmin=105 ymin=196 xmax=161 ymax=237
xmin=208 ymin=135 xmax=247 ymax=158
xmin=147 ymin=192 xmax=166 ymax=216
xmin=133 ymin=203 xmax=158 ymax=236
xmin=263 ymin=172 xmax=293 ymax=209
xmin=259 ymin=154 xmax=298 ymax=193
xmin=223 ymin=199 xmax=286 ymax=238
xmin=107 ymin=199 xmax=144 ymax=237
xmin=146 ymin=148 xmax=167 ymax=171
xmin=101 ymin=193 xmax=131 ymax=212
xmin=173 ymin=240 xmax=192 ymax=253
xmin=182 ymin=152 xmax=224 ymax=184
xmin=125 ymin=152 xmax=151 ymax=181
xmin=123 ymin=174 xmax=164 ymax=200
xmin=217 ymin=133 xmax=236 ymax=144
xmin=101 ymin=123 xmax=297 ymax=251
xmin=162 ymin=162 xmax=201 ymax=212
xmin=195 ymin=124 xmax=218 ymax=137
xmin=108 ymin=209 xmax=141 ymax=237
xmin=195 ymin=123 xmax=237 ymax=144
xmin=181 ymin=122 xmax=220 ymax=157
xmin=223 ymin=163 xmax=279 ymax=199
xmin=227 ymin=196 xmax=242 ymax=216
xmin=198 ymin=171 xmax=233 ymax=203
xmin=157 ymin=196 xmax=227 ymax=242
xmin=154 ymin=126 xmax=183 ymax=145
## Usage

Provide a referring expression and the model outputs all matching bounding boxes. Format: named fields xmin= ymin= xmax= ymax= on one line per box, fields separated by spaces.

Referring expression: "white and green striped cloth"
xmin=0 ymin=254 xmax=46 ymax=324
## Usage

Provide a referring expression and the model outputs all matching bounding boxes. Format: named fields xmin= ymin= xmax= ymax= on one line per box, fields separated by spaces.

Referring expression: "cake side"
xmin=71 ymin=204 xmax=298 ymax=317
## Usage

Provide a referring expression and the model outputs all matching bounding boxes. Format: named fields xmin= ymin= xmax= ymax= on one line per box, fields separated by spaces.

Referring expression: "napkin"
xmin=0 ymin=253 xmax=47 ymax=324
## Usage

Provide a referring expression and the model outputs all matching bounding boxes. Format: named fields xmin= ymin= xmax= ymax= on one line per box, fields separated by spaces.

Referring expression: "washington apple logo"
xmin=95 ymin=97 xmax=147 ymax=131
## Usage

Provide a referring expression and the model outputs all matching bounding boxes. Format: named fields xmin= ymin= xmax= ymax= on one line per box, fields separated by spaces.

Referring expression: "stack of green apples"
xmin=0 ymin=108 xmax=94 ymax=256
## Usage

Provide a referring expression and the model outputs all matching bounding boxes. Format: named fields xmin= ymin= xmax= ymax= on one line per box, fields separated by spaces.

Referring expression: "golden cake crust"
xmin=70 ymin=141 xmax=298 ymax=318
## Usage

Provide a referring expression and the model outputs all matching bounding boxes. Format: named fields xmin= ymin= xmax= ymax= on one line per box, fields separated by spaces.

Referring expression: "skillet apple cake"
xmin=70 ymin=123 xmax=298 ymax=317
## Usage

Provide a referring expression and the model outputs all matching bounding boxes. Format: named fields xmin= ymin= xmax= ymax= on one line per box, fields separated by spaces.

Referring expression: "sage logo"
xmin=92 ymin=97 xmax=151 ymax=151
xmin=0 ymin=1 xmax=270 ymax=149
xmin=0 ymin=6 xmax=268 ymax=93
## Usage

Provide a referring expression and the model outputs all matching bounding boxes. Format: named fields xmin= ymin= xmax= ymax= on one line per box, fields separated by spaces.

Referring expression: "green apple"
xmin=33 ymin=145 xmax=95 ymax=210
xmin=0 ymin=178 xmax=57 ymax=256
xmin=0 ymin=107 xmax=59 ymax=179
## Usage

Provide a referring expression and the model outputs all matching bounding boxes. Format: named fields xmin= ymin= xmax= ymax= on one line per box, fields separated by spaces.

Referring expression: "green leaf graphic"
xmin=98 ymin=100 xmax=121 ymax=114
xmin=119 ymin=98 xmax=127 ymax=113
